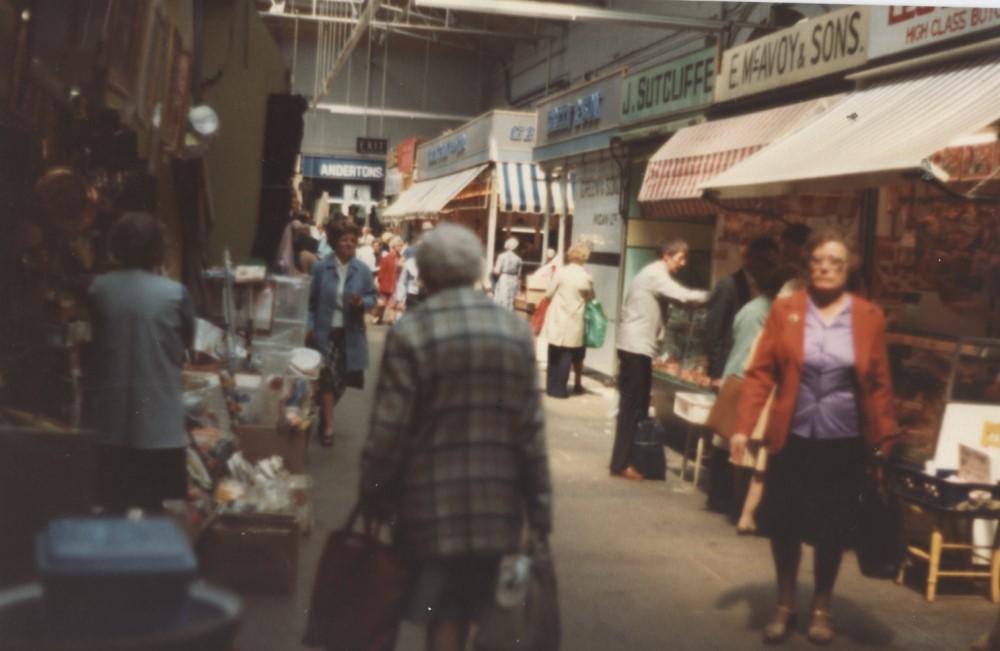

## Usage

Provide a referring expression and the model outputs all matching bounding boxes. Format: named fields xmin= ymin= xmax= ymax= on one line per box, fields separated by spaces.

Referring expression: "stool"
xmin=895 ymin=499 xmax=1000 ymax=602
xmin=681 ymin=424 xmax=710 ymax=486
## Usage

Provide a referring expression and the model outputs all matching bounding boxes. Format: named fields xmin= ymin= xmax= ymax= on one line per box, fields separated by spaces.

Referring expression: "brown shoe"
xmin=611 ymin=466 xmax=644 ymax=481
xmin=807 ymin=610 xmax=834 ymax=645
xmin=763 ymin=606 xmax=797 ymax=644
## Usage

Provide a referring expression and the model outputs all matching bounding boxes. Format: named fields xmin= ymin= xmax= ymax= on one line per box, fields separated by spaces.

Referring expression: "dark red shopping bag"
xmin=530 ymin=298 xmax=550 ymax=336
xmin=303 ymin=505 xmax=409 ymax=651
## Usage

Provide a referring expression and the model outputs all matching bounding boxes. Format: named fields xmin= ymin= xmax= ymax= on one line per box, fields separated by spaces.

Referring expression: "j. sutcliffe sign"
xmin=621 ymin=46 xmax=716 ymax=126
xmin=716 ymin=6 xmax=870 ymax=102
xmin=868 ymin=6 xmax=1000 ymax=59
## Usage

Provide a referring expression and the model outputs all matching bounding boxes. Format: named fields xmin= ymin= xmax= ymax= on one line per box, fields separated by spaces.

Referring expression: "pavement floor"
xmin=235 ymin=324 xmax=997 ymax=651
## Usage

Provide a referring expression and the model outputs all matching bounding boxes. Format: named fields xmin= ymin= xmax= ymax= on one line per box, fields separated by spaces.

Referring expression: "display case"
xmin=652 ymin=302 xmax=712 ymax=390
xmin=888 ymin=333 xmax=1000 ymax=466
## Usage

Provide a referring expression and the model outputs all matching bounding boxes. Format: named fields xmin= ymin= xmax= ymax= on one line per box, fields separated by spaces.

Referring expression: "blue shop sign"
xmin=302 ymin=156 xmax=385 ymax=180
xmin=547 ymin=91 xmax=603 ymax=136
xmin=427 ymin=133 xmax=468 ymax=167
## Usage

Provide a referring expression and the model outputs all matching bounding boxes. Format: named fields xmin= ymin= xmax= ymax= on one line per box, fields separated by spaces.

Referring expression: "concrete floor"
xmin=235 ymin=325 xmax=996 ymax=650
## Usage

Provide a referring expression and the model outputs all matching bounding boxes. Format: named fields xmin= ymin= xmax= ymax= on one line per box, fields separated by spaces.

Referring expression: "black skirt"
xmin=757 ymin=434 xmax=865 ymax=548
xmin=318 ymin=328 xmax=364 ymax=400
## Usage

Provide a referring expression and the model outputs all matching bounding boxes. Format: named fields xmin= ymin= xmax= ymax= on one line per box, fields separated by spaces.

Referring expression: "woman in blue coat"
xmin=307 ymin=217 xmax=377 ymax=446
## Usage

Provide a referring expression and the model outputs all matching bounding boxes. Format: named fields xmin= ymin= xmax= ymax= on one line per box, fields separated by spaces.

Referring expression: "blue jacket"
xmin=308 ymin=256 xmax=377 ymax=372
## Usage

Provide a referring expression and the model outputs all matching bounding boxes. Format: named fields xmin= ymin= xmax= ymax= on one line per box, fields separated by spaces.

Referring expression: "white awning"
xmin=704 ymin=54 xmax=1000 ymax=199
xmin=383 ymin=164 xmax=489 ymax=219
xmin=496 ymin=162 xmax=573 ymax=215
xmin=637 ymin=96 xmax=842 ymax=218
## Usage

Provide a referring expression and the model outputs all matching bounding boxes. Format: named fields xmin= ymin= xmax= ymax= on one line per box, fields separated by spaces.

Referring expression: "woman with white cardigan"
xmin=541 ymin=241 xmax=594 ymax=398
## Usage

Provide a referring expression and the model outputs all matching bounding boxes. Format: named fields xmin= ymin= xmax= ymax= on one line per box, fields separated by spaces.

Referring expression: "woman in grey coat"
xmin=88 ymin=212 xmax=194 ymax=512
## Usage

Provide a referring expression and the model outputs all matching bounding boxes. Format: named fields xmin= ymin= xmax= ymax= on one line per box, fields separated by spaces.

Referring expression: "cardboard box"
xmin=233 ymin=424 xmax=307 ymax=474
xmin=198 ymin=513 xmax=299 ymax=595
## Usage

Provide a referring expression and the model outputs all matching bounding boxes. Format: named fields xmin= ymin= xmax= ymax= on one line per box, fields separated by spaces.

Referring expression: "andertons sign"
xmin=716 ymin=5 xmax=870 ymax=102
xmin=620 ymin=46 xmax=716 ymax=126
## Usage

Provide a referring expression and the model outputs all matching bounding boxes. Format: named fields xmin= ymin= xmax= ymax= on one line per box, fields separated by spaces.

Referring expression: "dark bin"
xmin=36 ymin=517 xmax=197 ymax=635
xmin=0 ymin=582 xmax=241 ymax=651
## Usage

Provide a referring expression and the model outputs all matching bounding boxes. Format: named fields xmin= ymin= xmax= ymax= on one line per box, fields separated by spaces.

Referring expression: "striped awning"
xmin=384 ymin=164 xmax=489 ymax=220
xmin=638 ymin=96 xmax=843 ymax=218
xmin=704 ymin=54 xmax=1000 ymax=198
xmin=497 ymin=162 xmax=573 ymax=215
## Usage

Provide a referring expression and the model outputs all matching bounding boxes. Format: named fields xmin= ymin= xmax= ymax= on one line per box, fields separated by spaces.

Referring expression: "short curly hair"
xmin=324 ymin=215 xmax=361 ymax=245
xmin=566 ymin=241 xmax=592 ymax=264
xmin=110 ymin=212 xmax=165 ymax=270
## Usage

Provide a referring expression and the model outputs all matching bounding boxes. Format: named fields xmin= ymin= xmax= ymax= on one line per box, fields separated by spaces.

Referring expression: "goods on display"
xmin=875 ymin=182 xmax=1000 ymax=337
xmin=653 ymin=305 xmax=711 ymax=389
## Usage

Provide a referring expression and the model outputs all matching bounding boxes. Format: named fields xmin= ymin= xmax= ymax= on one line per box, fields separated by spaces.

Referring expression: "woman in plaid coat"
xmin=360 ymin=223 xmax=552 ymax=651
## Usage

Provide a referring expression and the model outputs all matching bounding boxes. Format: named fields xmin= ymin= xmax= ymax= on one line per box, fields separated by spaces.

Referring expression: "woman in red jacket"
xmin=730 ymin=230 xmax=895 ymax=645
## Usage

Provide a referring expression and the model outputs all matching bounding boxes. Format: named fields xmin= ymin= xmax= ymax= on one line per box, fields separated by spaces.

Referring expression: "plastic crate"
xmin=889 ymin=463 xmax=1000 ymax=511
xmin=673 ymin=391 xmax=716 ymax=425
xmin=272 ymin=275 xmax=311 ymax=322
xmin=36 ymin=517 xmax=197 ymax=634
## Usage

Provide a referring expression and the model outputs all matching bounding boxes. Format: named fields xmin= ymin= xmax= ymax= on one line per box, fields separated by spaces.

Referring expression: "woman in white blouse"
xmin=541 ymin=241 xmax=594 ymax=398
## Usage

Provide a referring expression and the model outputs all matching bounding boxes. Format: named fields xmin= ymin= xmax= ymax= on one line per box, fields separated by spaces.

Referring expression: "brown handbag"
xmin=303 ymin=505 xmax=409 ymax=651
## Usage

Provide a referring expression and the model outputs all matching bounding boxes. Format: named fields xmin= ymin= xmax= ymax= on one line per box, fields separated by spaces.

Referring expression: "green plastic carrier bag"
xmin=583 ymin=300 xmax=607 ymax=349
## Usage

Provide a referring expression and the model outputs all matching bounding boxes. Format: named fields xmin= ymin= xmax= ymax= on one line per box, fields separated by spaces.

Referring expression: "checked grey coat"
xmin=360 ymin=285 xmax=552 ymax=559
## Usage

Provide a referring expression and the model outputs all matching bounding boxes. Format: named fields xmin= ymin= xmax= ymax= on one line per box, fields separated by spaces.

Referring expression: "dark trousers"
xmin=546 ymin=345 xmax=576 ymax=398
xmin=611 ymin=351 xmax=652 ymax=474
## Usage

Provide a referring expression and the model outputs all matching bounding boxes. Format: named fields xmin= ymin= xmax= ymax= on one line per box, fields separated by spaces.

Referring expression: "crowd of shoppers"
xmin=88 ymin=194 xmax=911 ymax=650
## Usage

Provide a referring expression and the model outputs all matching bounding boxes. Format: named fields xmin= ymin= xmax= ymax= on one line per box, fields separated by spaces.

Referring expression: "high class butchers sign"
xmin=868 ymin=6 xmax=1000 ymax=59
xmin=716 ymin=5 xmax=870 ymax=102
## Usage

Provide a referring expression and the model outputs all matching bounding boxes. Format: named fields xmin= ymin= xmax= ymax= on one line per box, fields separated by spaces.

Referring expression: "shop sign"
xmin=716 ymin=6 xmax=870 ymax=102
xmin=356 ymin=137 xmax=388 ymax=155
xmin=621 ymin=46 xmax=716 ymax=126
xmin=415 ymin=110 xmax=535 ymax=180
xmin=302 ymin=156 xmax=385 ymax=180
xmin=395 ymin=137 xmax=422 ymax=174
xmin=535 ymin=71 xmax=624 ymax=148
xmin=426 ymin=134 xmax=468 ymax=167
xmin=547 ymin=92 xmax=604 ymax=135
xmin=572 ymin=158 xmax=623 ymax=255
xmin=868 ymin=6 xmax=1000 ymax=59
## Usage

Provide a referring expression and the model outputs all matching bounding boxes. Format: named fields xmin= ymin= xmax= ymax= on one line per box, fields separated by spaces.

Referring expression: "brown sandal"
xmin=807 ymin=609 xmax=834 ymax=645
xmin=763 ymin=606 xmax=797 ymax=644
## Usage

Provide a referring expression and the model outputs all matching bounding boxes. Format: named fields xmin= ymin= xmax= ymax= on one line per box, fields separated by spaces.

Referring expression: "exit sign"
xmin=356 ymin=137 xmax=388 ymax=155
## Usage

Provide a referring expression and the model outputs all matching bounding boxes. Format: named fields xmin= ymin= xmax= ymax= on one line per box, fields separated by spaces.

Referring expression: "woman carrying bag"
xmin=541 ymin=242 xmax=594 ymax=398
xmin=727 ymin=230 xmax=896 ymax=645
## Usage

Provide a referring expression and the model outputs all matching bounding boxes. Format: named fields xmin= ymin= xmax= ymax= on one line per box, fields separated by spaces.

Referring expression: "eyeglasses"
xmin=809 ymin=255 xmax=848 ymax=270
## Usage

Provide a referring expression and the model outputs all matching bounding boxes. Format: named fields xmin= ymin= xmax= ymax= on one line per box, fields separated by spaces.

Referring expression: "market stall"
xmin=701 ymin=45 xmax=1000 ymax=598
xmin=635 ymin=95 xmax=859 ymax=417
xmin=384 ymin=110 xmax=570 ymax=279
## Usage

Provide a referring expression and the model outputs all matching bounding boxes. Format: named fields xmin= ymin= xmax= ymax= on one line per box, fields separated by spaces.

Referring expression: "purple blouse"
xmin=790 ymin=296 xmax=861 ymax=441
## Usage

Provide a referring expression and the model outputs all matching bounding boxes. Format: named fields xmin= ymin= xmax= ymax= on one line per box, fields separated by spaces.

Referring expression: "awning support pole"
xmin=486 ymin=165 xmax=499 ymax=280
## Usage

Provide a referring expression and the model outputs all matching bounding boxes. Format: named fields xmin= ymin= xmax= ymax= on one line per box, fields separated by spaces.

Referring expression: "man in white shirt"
xmin=611 ymin=238 xmax=708 ymax=479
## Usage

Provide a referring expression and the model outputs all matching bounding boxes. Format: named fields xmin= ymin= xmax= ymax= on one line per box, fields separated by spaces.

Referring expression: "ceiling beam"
xmin=261 ymin=10 xmax=549 ymax=41
xmin=315 ymin=102 xmax=473 ymax=121
xmin=411 ymin=0 xmax=765 ymax=33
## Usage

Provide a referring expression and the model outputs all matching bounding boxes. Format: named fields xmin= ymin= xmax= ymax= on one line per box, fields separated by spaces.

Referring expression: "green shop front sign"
xmin=621 ymin=46 xmax=717 ymax=126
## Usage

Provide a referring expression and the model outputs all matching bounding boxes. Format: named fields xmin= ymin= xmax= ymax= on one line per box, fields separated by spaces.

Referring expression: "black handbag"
xmin=855 ymin=462 xmax=905 ymax=579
